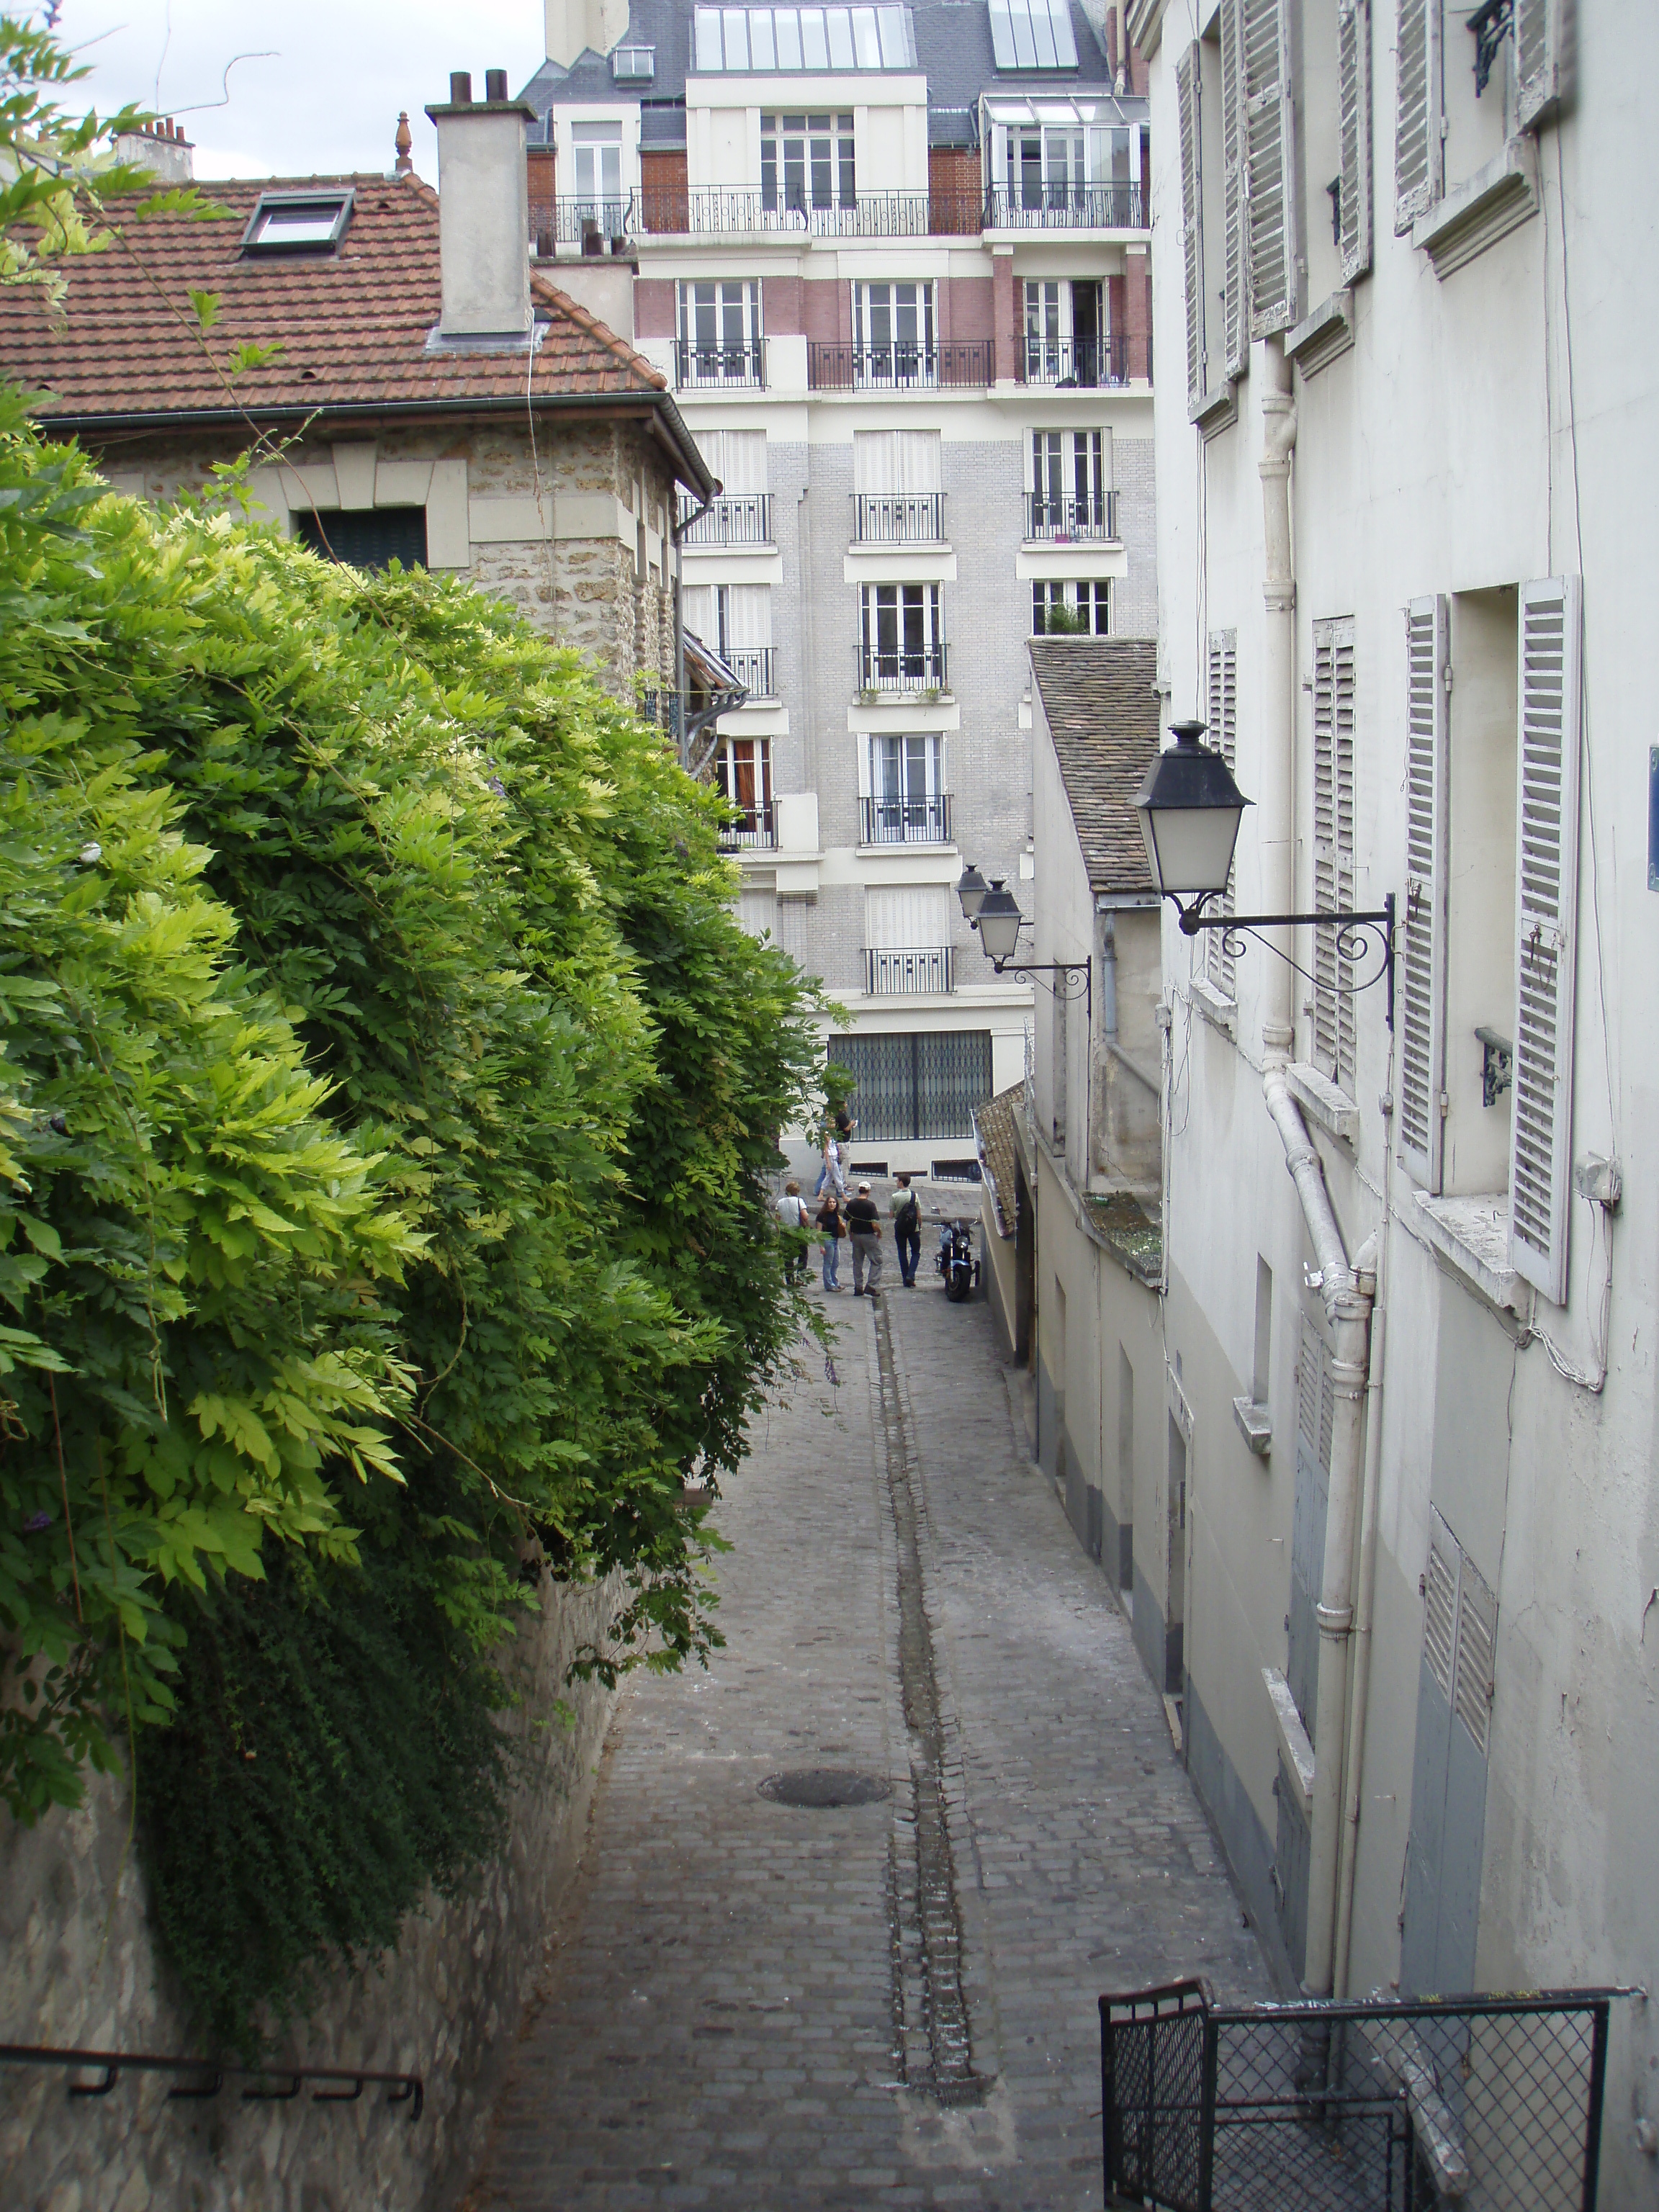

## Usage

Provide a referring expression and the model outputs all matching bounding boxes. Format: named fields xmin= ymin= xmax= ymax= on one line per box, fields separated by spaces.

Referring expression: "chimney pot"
xmin=485 ymin=68 xmax=508 ymax=101
xmin=450 ymin=71 xmax=473 ymax=104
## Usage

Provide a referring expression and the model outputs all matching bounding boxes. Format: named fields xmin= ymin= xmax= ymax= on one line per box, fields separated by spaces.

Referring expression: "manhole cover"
xmin=757 ymin=1768 xmax=892 ymax=1808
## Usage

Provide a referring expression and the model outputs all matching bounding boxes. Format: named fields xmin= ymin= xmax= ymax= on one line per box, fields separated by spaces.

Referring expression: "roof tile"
xmin=1028 ymin=636 xmax=1161 ymax=895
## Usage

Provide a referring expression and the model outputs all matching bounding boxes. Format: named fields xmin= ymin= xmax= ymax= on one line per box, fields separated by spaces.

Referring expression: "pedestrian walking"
xmin=814 ymin=1111 xmax=852 ymax=1201
xmin=845 ymin=1181 xmax=884 ymax=1297
xmin=775 ymin=1180 xmax=810 ymax=1281
xmin=889 ymin=1172 xmax=922 ymax=1288
xmin=814 ymin=1191 xmax=845 ymax=1291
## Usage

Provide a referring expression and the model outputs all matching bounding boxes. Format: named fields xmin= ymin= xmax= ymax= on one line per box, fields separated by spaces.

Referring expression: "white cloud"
xmin=58 ymin=0 xmax=548 ymax=183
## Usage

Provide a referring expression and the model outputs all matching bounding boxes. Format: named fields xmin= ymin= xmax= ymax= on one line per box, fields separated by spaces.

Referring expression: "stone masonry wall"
xmin=0 ymin=1570 xmax=619 ymax=2212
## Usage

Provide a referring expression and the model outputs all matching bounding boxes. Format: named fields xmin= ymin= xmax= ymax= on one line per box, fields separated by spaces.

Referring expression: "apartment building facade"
xmin=524 ymin=0 xmax=1158 ymax=1169
xmin=1126 ymin=0 xmax=1656 ymax=2185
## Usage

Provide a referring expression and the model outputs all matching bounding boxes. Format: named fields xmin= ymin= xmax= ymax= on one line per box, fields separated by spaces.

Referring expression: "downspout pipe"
xmin=1334 ymin=1305 xmax=1386 ymax=1999
xmin=1264 ymin=1064 xmax=1375 ymax=2001
xmin=1257 ymin=338 xmax=1298 ymax=1054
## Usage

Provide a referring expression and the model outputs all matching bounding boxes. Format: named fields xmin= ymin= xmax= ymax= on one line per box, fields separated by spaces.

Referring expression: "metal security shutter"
xmin=295 ymin=506 xmax=428 ymax=572
xmin=917 ymin=1030 xmax=993 ymax=1137
xmin=1220 ymin=0 xmax=1250 ymax=379
xmin=1337 ymin=0 xmax=1373 ymax=282
xmin=1177 ymin=45 xmax=1207 ymax=413
xmin=1393 ymin=0 xmax=1442 ymax=234
xmin=1516 ymin=0 xmax=1565 ymax=131
xmin=1398 ymin=596 xmax=1448 ymax=1190
xmin=827 ymin=1031 xmax=991 ymax=1142
xmin=1311 ymin=618 xmax=1357 ymax=1094
xmin=1243 ymin=0 xmax=1298 ymax=337
xmin=1509 ymin=577 xmax=1583 ymax=1307
xmin=1207 ymin=629 xmax=1239 ymax=998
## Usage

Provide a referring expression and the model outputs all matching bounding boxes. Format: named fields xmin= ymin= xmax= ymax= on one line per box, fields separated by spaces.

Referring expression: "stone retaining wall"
xmin=0 ymin=1570 xmax=619 ymax=2212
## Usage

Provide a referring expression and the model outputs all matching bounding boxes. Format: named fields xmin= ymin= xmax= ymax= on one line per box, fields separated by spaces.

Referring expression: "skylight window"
xmin=692 ymin=6 xmax=917 ymax=71
xmin=988 ymin=0 xmax=1078 ymax=71
xmin=241 ymin=189 xmax=354 ymax=253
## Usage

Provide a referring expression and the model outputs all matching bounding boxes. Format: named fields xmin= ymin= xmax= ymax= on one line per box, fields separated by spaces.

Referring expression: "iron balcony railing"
xmin=1025 ymin=490 xmax=1119 ymax=541
xmin=679 ymin=493 xmax=773 ymax=546
xmin=858 ymin=642 xmax=948 ymax=693
xmin=985 ymin=181 xmax=1146 ymax=230
xmin=852 ymin=492 xmax=945 ymax=544
xmin=723 ymin=646 xmax=775 ymax=696
xmin=717 ymin=800 xmax=775 ymax=850
xmin=864 ymin=945 xmax=954 ymax=996
xmin=674 ymin=337 xmax=767 ymax=388
xmin=1101 ymin=1979 xmax=1618 ymax=2212
xmin=540 ymin=196 xmax=633 ymax=252
xmin=860 ymin=793 xmax=953 ymax=845
xmin=1022 ymin=333 xmax=1132 ymax=387
xmin=809 ymin=341 xmax=992 ymax=392
xmin=624 ymin=189 xmax=984 ymax=238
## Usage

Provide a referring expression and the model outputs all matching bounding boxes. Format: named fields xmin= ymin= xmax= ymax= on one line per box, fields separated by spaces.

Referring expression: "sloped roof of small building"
xmin=1 ymin=173 xmax=714 ymax=495
xmin=974 ymin=1081 xmax=1023 ymax=1239
xmin=1027 ymin=636 xmax=1161 ymax=896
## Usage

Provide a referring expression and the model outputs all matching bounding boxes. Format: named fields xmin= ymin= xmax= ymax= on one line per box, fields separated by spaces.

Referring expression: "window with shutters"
xmin=1398 ymin=597 xmax=1449 ymax=1190
xmin=1241 ymin=0 xmax=1300 ymax=337
xmin=1176 ymin=32 xmax=1228 ymax=419
xmin=1206 ymin=629 xmax=1238 ymax=1002
xmin=1311 ymin=618 xmax=1357 ymax=1096
xmin=1395 ymin=0 xmax=1545 ymax=244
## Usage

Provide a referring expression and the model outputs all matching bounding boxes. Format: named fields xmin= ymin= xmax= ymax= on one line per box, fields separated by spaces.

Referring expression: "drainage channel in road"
xmin=873 ymin=1295 xmax=989 ymax=2110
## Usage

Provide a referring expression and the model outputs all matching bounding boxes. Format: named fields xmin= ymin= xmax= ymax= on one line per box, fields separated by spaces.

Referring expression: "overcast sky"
xmin=55 ymin=1 xmax=549 ymax=181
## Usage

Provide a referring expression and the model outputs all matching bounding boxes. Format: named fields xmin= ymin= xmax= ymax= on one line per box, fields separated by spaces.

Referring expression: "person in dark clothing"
xmin=845 ymin=1182 xmax=884 ymax=1296
xmin=814 ymin=1192 xmax=845 ymax=1290
xmin=891 ymin=1172 xmax=921 ymax=1288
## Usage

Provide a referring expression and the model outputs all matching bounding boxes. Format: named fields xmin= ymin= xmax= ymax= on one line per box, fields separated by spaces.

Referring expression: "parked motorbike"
xmin=937 ymin=1218 xmax=980 ymax=1303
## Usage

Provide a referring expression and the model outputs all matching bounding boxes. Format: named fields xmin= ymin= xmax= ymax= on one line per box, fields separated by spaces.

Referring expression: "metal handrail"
xmin=1025 ymin=490 xmax=1119 ymax=541
xmin=863 ymin=945 xmax=954 ymax=995
xmin=674 ymin=338 xmax=767 ymax=389
xmin=717 ymin=799 xmax=776 ymax=850
xmin=0 ymin=2041 xmax=423 ymax=2120
xmin=809 ymin=341 xmax=991 ymax=392
xmin=985 ymin=183 xmax=1145 ymax=230
xmin=853 ymin=492 xmax=945 ymax=544
xmin=725 ymin=646 xmax=775 ymax=696
xmin=1021 ymin=334 xmax=1132 ymax=387
xmin=858 ymin=642 xmax=948 ymax=693
xmin=679 ymin=493 xmax=773 ymax=546
xmin=860 ymin=793 xmax=953 ymax=845
xmin=634 ymin=188 xmax=980 ymax=238
xmin=539 ymin=195 xmax=633 ymax=248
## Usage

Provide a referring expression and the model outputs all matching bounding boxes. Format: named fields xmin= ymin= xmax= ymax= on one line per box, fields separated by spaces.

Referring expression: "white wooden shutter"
xmin=1421 ymin=1511 xmax=1459 ymax=1702
xmin=1207 ymin=629 xmax=1239 ymax=999
xmin=1244 ymin=0 xmax=1298 ymax=337
xmin=1220 ymin=0 xmax=1250 ymax=379
xmin=1398 ymin=596 xmax=1448 ymax=1190
xmin=702 ymin=428 xmax=767 ymax=495
xmin=681 ymin=583 xmax=716 ymax=642
xmin=1177 ymin=45 xmax=1207 ymax=413
xmin=726 ymin=583 xmax=772 ymax=647
xmin=1393 ymin=0 xmax=1442 ymax=234
xmin=855 ymin=430 xmax=939 ymax=495
xmin=1312 ymin=619 xmax=1357 ymax=1094
xmin=1509 ymin=577 xmax=1583 ymax=1307
xmin=1425 ymin=1506 xmax=1497 ymax=1758
xmin=1337 ymin=0 xmax=1373 ymax=282
xmin=1516 ymin=0 xmax=1565 ymax=132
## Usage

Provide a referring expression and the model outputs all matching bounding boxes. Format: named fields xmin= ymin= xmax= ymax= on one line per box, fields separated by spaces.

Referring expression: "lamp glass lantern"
xmin=956 ymin=861 xmax=989 ymax=925
xmin=1132 ymin=719 xmax=1251 ymax=903
xmin=975 ymin=879 xmax=1024 ymax=966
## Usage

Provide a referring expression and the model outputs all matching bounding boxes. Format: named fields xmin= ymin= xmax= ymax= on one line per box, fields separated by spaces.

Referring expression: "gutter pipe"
xmin=1334 ymin=1305 xmax=1387 ymax=1999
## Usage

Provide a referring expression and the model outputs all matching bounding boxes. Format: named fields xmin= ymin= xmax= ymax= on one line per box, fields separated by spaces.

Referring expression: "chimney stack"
xmin=115 ymin=116 xmax=195 ymax=184
xmin=424 ymin=68 xmax=534 ymax=339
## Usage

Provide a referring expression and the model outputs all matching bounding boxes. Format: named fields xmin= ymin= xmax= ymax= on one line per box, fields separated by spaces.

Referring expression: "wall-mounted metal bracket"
xmin=1475 ymin=1025 xmax=1513 ymax=1109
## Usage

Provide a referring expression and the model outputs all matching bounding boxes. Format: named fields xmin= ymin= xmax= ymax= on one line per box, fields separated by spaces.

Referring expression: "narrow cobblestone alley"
xmin=467 ymin=1270 xmax=1271 ymax=2211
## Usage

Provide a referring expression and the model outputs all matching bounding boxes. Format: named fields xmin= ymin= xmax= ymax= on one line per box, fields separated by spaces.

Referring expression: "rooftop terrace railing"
xmin=985 ymin=181 xmax=1146 ymax=230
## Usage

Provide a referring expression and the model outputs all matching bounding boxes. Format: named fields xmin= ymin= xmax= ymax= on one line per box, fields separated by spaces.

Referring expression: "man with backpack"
xmin=890 ymin=1172 xmax=922 ymax=1289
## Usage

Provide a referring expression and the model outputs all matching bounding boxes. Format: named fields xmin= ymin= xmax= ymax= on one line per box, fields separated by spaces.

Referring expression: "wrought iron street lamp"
xmin=1133 ymin=720 xmax=1396 ymax=1025
xmin=955 ymin=860 xmax=989 ymax=925
xmin=958 ymin=874 xmax=1092 ymax=1015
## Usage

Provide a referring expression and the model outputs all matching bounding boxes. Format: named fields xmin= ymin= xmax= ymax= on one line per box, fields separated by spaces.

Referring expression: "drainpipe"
xmin=1257 ymin=338 xmax=1298 ymax=1056
xmin=1334 ymin=1304 xmax=1386 ymax=1999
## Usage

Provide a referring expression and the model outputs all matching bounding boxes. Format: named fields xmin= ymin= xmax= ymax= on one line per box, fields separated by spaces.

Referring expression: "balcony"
xmin=864 ymin=945 xmax=954 ymax=995
xmin=984 ymin=182 xmax=1146 ymax=231
xmin=726 ymin=646 xmax=776 ymax=697
xmin=809 ymin=342 xmax=992 ymax=393
xmin=1024 ymin=490 xmax=1119 ymax=541
xmin=858 ymin=642 xmax=948 ymax=695
xmin=539 ymin=196 xmax=633 ymax=256
xmin=627 ymin=188 xmax=984 ymax=239
xmin=852 ymin=493 xmax=945 ymax=544
xmin=679 ymin=493 xmax=773 ymax=547
xmin=717 ymin=800 xmax=776 ymax=852
xmin=1022 ymin=335 xmax=1134 ymax=387
xmin=674 ymin=338 xmax=767 ymax=390
xmin=860 ymin=793 xmax=953 ymax=846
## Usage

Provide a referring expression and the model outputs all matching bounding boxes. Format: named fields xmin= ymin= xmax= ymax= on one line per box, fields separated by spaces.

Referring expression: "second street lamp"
xmin=964 ymin=878 xmax=1091 ymax=1017
xmin=1133 ymin=719 xmax=1397 ymax=1027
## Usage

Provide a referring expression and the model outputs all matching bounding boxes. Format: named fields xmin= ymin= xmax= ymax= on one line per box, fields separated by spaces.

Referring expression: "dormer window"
xmin=241 ymin=190 xmax=354 ymax=255
xmin=612 ymin=45 xmax=655 ymax=81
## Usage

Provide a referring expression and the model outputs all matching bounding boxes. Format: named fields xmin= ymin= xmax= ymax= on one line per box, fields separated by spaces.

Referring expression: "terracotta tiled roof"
xmin=1 ymin=174 xmax=709 ymax=486
xmin=1027 ymin=637 xmax=1162 ymax=896
xmin=974 ymin=1082 xmax=1023 ymax=1239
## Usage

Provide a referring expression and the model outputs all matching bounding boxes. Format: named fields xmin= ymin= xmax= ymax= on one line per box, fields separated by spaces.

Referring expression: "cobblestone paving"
xmin=467 ymin=1270 xmax=1270 ymax=2211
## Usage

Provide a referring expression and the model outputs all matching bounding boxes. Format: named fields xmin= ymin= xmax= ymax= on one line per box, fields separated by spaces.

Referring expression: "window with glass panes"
xmin=868 ymin=734 xmax=943 ymax=839
xmin=1032 ymin=579 xmax=1110 ymax=634
xmin=1031 ymin=430 xmax=1107 ymax=531
xmin=678 ymin=280 xmax=762 ymax=377
xmin=714 ymin=736 xmax=771 ymax=835
xmin=571 ymin=123 xmax=622 ymax=214
xmin=762 ymin=112 xmax=855 ymax=211
xmin=851 ymin=282 xmax=935 ymax=375
xmin=861 ymin=583 xmax=944 ymax=684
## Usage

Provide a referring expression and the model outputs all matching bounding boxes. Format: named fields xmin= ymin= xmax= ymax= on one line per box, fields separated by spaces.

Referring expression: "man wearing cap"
xmin=845 ymin=1182 xmax=884 ymax=1298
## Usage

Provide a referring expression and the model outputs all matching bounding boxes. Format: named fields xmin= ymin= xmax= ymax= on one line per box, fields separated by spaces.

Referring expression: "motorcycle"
xmin=937 ymin=1218 xmax=980 ymax=1304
